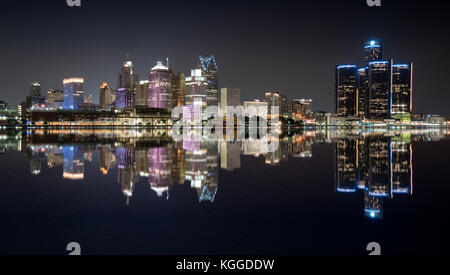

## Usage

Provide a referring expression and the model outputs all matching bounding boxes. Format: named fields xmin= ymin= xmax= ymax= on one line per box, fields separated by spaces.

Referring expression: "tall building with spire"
xmin=118 ymin=57 xmax=139 ymax=92
xmin=198 ymin=55 xmax=219 ymax=107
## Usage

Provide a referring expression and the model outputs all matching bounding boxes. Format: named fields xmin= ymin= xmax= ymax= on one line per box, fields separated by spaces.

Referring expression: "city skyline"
xmin=1 ymin=0 xmax=449 ymax=116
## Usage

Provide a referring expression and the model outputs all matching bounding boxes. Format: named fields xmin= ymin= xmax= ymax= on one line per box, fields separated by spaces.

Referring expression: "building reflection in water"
xmin=335 ymin=133 xmax=413 ymax=219
xmin=2 ymin=128 xmax=446 ymax=218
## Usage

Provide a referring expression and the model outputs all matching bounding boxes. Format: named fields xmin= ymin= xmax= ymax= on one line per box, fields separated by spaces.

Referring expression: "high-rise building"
xmin=221 ymin=87 xmax=241 ymax=116
xmin=185 ymin=69 xmax=208 ymax=108
xmin=0 ymin=101 xmax=7 ymax=110
xmin=356 ymin=68 xmax=369 ymax=118
xmin=392 ymin=63 xmax=413 ymax=116
xmin=115 ymin=88 xmax=134 ymax=109
xmin=198 ymin=55 xmax=219 ymax=107
xmin=364 ymin=40 xmax=383 ymax=65
xmin=63 ymin=78 xmax=85 ymax=110
xmin=30 ymin=82 xmax=41 ymax=96
xmin=118 ymin=60 xmax=139 ymax=92
xmin=99 ymin=82 xmax=114 ymax=110
xmin=46 ymin=89 xmax=64 ymax=110
xmin=171 ymin=73 xmax=186 ymax=108
xmin=368 ymin=60 xmax=393 ymax=119
xmin=148 ymin=61 xmax=172 ymax=110
xmin=266 ymin=90 xmax=281 ymax=116
xmin=291 ymin=99 xmax=313 ymax=118
xmin=335 ymin=65 xmax=357 ymax=117
xmin=136 ymin=80 xmax=149 ymax=107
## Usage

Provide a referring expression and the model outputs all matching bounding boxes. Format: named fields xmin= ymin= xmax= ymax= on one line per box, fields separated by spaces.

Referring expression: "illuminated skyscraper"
xmin=148 ymin=61 xmax=173 ymax=110
xmin=148 ymin=146 xmax=173 ymax=198
xmin=118 ymin=59 xmax=139 ymax=92
xmin=136 ymin=80 xmax=149 ymax=107
xmin=364 ymin=40 xmax=383 ymax=65
xmin=171 ymin=73 xmax=186 ymax=108
xmin=221 ymin=87 xmax=241 ymax=116
xmin=356 ymin=68 xmax=369 ymax=118
xmin=368 ymin=60 xmax=392 ymax=119
xmin=266 ymin=90 xmax=281 ymax=116
xmin=30 ymin=82 xmax=41 ymax=96
xmin=291 ymin=99 xmax=313 ymax=118
xmin=185 ymin=69 xmax=208 ymax=108
xmin=46 ymin=89 xmax=64 ymax=110
xmin=115 ymin=88 xmax=134 ymax=109
xmin=63 ymin=78 xmax=85 ymax=110
xmin=392 ymin=63 xmax=413 ymax=116
xmin=335 ymin=65 xmax=357 ymax=117
xmin=99 ymin=82 xmax=114 ymax=110
xmin=198 ymin=55 xmax=219 ymax=107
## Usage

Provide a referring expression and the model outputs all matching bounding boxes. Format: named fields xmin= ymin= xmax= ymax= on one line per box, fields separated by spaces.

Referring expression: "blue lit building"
xmin=364 ymin=40 xmax=383 ymax=65
xmin=63 ymin=146 xmax=84 ymax=180
xmin=198 ymin=55 xmax=219 ymax=107
xmin=63 ymin=78 xmax=85 ymax=110
xmin=115 ymin=88 xmax=134 ymax=109
xmin=392 ymin=63 xmax=413 ymax=116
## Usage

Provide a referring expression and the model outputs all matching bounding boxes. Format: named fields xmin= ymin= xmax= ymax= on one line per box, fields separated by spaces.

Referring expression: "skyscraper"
xmin=335 ymin=65 xmax=357 ymax=117
xmin=118 ymin=59 xmax=139 ymax=92
xmin=46 ymin=89 xmax=64 ymax=110
xmin=171 ymin=73 xmax=186 ymax=108
xmin=368 ymin=60 xmax=393 ymax=119
xmin=392 ymin=63 xmax=413 ymax=116
xmin=266 ymin=90 xmax=281 ymax=116
xmin=198 ymin=55 xmax=219 ymax=107
xmin=30 ymin=82 xmax=41 ymax=96
xmin=364 ymin=40 xmax=383 ymax=65
xmin=115 ymin=88 xmax=134 ymax=109
xmin=356 ymin=68 xmax=369 ymax=118
xmin=221 ymin=87 xmax=241 ymax=116
xmin=99 ymin=82 xmax=114 ymax=110
xmin=291 ymin=99 xmax=313 ymax=118
xmin=136 ymin=80 xmax=149 ymax=107
xmin=63 ymin=78 xmax=85 ymax=110
xmin=148 ymin=61 xmax=173 ymax=110
xmin=185 ymin=69 xmax=208 ymax=108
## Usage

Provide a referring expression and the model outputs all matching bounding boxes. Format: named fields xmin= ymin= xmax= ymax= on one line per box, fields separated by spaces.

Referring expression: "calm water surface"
xmin=0 ymin=128 xmax=449 ymax=255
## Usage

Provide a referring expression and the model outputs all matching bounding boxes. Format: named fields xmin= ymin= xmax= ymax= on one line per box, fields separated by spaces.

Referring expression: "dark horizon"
xmin=1 ymin=0 xmax=449 ymax=116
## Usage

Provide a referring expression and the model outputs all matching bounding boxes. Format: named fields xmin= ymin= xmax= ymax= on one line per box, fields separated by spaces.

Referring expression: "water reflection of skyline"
xmin=0 ymin=129 xmax=449 ymax=220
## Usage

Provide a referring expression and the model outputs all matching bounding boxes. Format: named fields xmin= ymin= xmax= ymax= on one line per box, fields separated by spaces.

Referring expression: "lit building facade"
xmin=115 ymin=88 xmax=134 ymax=109
xmin=186 ymin=69 xmax=208 ymax=108
xmin=99 ymin=82 xmax=114 ymax=110
xmin=118 ymin=60 xmax=139 ymax=93
xmin=368 ymin=60 xmax=392 ymax=119
xmin=136 ymin=80 xmax=149 ymax=107
xmin=266 ymin=90 xmax=281 ymax=116
xmin=46 ymin=89 xmax=64 ymax=110
xmin=364 ymin=40 xmax=383 ymax=65
xmin=221 ymin=87 xmax=241 ymax=116
xmin=356 ymin=68 xmax=369 ymax=118
xmin=63 ymin=146 xmax=84 ymax=180
xmin=198 ymin=55 xmax=219 ymax=107
xmin=63 ymin=78 xmax=85 ymax=110
xmin=148 ymin=61 xmax=173 ymax=110
xmin=335 ymin=65 xmax=357 ymax=117
xmin=392 ymin=63 xmax=413 ymax=116
xmin=30 ymin=82 xmax=41 ymax=96
xmin=171 ymin=73 xmax=186 ymax=108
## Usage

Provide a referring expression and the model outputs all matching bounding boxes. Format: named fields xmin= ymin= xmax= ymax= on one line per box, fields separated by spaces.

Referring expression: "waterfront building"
xmin=392 ymin=63 xmax=413 ymax=116
xmin=364 ymin=40 xmax=383 ymax=65
xmin=136 ymin=80 xmax=149 ymax=107
xmin=171 ymin=73 xmax=186 ymax=108
xmin=356 ymin=68 xmax=369 ymax=118
xmin=291 ymin=99 xmax=313 ymax=118
xmin=266 ymin=90 xmax=282 ymax=116
xmin=118 ymin=59 xmax=139 ymax=92
xmin=185 ymin=69 xmax=208 ymax=108
xmin=30 ymin=82 xmax=41 ymax=96
xmin=335 ymin=65 xmax=357 ymax=117
xmin=221 ymin=87 xmax=241 ymax=116
xmin=198 ymin=55 xmax=219 ymax=107
xmin=46 ymin=89 xmax=64 ymax=110
xmin=63 ymin=78 xmax=85 ymax=110
xmin=115 ymin=88 xmax=134 ymax=109
xmin=99 ymin=82 xmax=114 ymax=110
xmin=368 ymin=60 xmax=392 ymax=119
xmin=148 ymin=61 xmax=173 ymax=110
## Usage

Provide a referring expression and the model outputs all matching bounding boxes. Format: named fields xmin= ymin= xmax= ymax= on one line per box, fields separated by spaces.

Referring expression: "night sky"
xmin=1 ymin=0 xmax=449 ymax=116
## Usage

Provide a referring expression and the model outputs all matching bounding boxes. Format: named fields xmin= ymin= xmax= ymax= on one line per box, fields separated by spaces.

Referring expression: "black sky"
xmin=1 ymin=0 xmax=449 ymax=115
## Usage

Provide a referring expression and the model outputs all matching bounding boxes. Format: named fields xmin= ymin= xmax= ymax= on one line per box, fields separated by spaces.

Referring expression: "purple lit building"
xmin=148 ymin=146 xmax=173 ymax=197
xmin=115 ymin=88 xmax=134 ymax=109
xmin=148 ymin=61 xmax=172 ymax=110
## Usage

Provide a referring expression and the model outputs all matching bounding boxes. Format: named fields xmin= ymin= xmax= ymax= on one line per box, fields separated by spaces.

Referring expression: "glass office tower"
xmin=198 ymin=55 xmax=219 ymax=107
xmin=335 ymin=65 xmax=357 ymax=117
xmin=63 ymin=78 xmax=85 ymax=110
xmin=148 ymin=61 xmax=173 ymax=110
xmin=364 ymin=40 xmax=383 ymax=65
xmin=392 ymin=63 xmax=413 ymax=115
xmin=356 ymin=68 xmax=369 ymax=118
xmin=368 ymin=60 xmax=392 ymax=119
